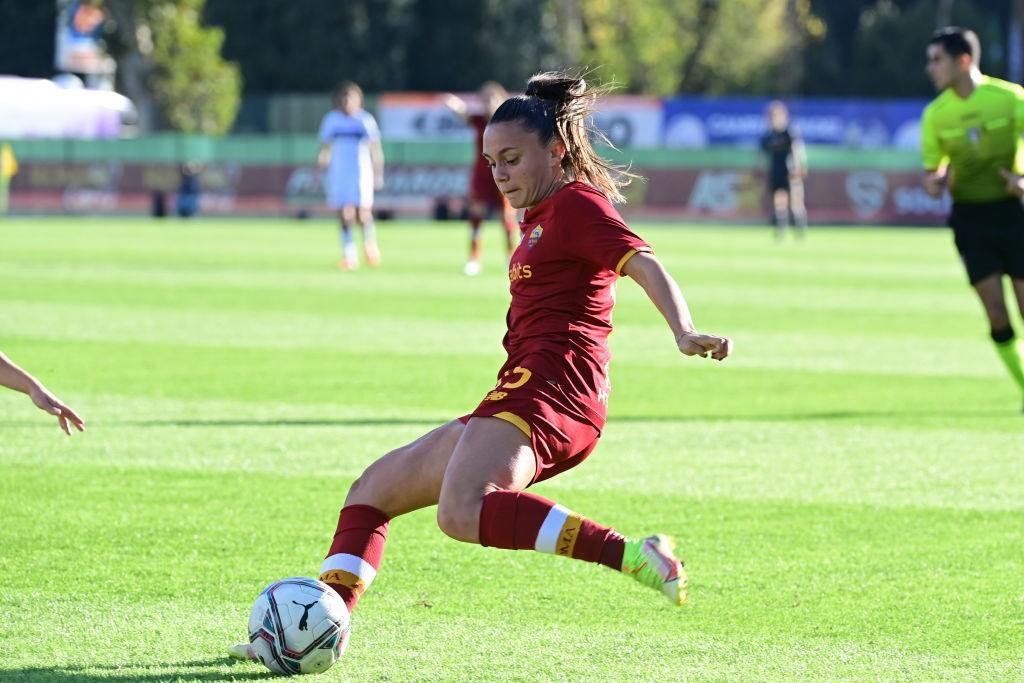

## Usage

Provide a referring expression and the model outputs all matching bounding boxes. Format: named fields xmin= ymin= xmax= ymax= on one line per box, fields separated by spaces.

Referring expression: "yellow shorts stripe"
xmin=555 ymin=512 xmax=584 ymax=557
xmin=493 ymin=411 xmax=531 ymax=438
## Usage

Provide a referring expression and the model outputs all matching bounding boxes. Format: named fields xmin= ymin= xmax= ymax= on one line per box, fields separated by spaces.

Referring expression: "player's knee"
xmin=435 ymin=495 xmax=478 ymax=543
xmin=344 ymin=467 xmax=373 ymax=503
xmin=344 ymin=456 xmax=393 ymax=504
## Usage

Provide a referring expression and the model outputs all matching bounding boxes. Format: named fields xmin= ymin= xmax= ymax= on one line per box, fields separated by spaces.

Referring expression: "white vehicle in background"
xmin=0 ymin=76 xmax=136 ymax=139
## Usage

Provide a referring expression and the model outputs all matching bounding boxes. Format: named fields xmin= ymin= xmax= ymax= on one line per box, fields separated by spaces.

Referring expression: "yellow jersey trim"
xmin=616 ymin=246 xmax=652 ymax=275
xmin=615 ymin=249 xmax=638 ymax=275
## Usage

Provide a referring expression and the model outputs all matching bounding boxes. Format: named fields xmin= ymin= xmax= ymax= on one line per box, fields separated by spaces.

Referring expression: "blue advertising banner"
xmin=662 ymin=97 xmax=928 ymax=149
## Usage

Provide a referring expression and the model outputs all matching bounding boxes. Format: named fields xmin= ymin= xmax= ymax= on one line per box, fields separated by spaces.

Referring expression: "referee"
xmin=922 ymin=27 xmax=1024 ymax=409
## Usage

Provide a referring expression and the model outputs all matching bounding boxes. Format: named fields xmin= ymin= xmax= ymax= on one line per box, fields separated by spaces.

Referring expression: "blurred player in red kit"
xmin=444 ymin=82 xmax=519 ymax=275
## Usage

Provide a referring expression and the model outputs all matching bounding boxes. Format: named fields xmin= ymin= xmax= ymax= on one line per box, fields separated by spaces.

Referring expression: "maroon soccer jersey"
xmin=499 ymin=181 xmax=651 ymax=427
xmin=469 ymin=114 xmax=503 ymax=205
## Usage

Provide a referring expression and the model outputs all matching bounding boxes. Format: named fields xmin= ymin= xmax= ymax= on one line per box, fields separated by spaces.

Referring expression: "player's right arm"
xmin=0 ymin=351 xmax=84 ymax=435
xmin=920 ymin=105 xmax=948 ymax=197
xmin=317 ymin=114 xmax=333 ymax=168
xmin=317 ymin=143 xmax=331 ymax=169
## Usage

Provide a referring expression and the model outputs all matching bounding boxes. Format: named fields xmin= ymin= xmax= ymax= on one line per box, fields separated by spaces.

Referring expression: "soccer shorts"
xmin=459 ymin=357 xmax=603 ymax=484
xmin=767 ymin=170 xmax=791 ymax=193
xmin=948 ymin=198 xmax=1024 ymax=284
xmin=325 ymin=163 xmax=374 ymax=209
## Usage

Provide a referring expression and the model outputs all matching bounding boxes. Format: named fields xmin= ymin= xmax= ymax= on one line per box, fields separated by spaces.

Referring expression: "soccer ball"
xmin=247 ymin=577 xmax=350 ymax=676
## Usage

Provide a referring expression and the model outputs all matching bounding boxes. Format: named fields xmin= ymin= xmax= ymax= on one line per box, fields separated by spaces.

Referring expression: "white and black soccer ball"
xmin=247 ymin=577 xmax=350 ymax=676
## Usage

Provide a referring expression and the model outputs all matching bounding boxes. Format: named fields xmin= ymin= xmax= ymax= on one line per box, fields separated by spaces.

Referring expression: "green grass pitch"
xmin=1 ymin=217 xmax=1021 ymax=681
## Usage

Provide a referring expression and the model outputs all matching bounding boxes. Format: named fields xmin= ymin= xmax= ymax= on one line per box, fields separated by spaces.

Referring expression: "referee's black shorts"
xmin=948 ymin=198 xmax=1024 ymax=284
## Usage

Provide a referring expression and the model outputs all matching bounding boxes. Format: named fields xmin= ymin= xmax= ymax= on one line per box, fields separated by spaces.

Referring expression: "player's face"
xmin=482 ymin=121 xmax=566 ymax=209
xmin=768 ymin=105 xmax=787 ymax=131
xmin=926 ymin=44 xmax=960 ymax=91
xmin=338 ymin=89 xmax=361 ymax=114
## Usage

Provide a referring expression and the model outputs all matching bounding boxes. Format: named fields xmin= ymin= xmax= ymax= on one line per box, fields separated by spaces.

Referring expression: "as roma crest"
xmin=527 ymin=225 xmax=544 ymax=249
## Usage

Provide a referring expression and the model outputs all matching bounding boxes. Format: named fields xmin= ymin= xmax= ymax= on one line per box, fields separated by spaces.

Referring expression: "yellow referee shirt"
xmin=921 ymin=75 xmax=1024 ymax=203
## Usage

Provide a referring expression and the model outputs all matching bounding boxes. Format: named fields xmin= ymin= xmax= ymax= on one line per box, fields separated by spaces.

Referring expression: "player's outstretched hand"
xmin=998 ymin=168 xmax=1024 ymax=198
xmin=29 ymin=384 xmax=85 ymax=435
xmin=441 ymin=92 xmax=465 ymax=114
xmin=677 ymin=332 xmax=732 ymax=361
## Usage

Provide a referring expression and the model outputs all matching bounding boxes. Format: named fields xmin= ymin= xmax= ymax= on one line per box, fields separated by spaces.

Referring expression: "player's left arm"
xmin=791 ymin=137 xmax=808 ymax=179
xmin=621 ymin=252 xmax=732 ymax=361
xmin=370 ymin=139 xmax=385 ymax=190
xmin=365 ymin=115 xmax=385 ymax=190
xmin=998 ymin=88 xmax=1024 ymax=198
xmin=998 ymin=168 xmax=1024 ymax=197
xmin=441 ymin=93 xmax=470 ymax=121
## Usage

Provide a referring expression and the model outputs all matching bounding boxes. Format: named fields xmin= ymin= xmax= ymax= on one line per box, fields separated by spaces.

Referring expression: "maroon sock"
xmin=479 ymin=490 xmax=624 ymax=570
xmin=319 ymin=504 xmax=390 ymax=612
xmin=469 ymin=220 xmax=482 ymax=260
xmin=503 ymin=217 xmax=518 ymax=252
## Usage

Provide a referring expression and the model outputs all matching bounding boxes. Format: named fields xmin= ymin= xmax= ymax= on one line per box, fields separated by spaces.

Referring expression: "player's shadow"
xmin=128 ymin=417 xmax=449 ymax=428
xmin=0 ymin=658 xmax=268 ymax=681
xmin=609 ymin=409 xmax=1012 ymax=422
xmin=125 ymin=409 xmax=1013 ymax=429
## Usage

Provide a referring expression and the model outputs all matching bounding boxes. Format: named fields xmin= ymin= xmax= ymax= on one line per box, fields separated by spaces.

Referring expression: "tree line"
xmin=0 ymin=0 xmax=1011 ymax=134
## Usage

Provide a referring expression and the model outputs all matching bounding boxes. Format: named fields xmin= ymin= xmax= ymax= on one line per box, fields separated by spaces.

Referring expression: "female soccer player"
xmin=0 ymin=350 xmax=84 ymax=435
xmin=317 ymin=82 xmax=385 ymax=270
xmin=232 ymin=72 xmax=731 ymax=660
xmin=443 ymin=82 xmax=519 ymax=275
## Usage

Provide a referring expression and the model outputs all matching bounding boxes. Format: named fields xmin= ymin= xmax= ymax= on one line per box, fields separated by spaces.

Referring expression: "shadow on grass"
xmin=0 ymin=658 xmax=268 ymax=681
xmin=111 ymin=408 xmax=1018 ymax=429
xmin=609 ymin=409 xmax=1014 ymax=423
xmin=125 ymin=417 xmax=450 ymax=428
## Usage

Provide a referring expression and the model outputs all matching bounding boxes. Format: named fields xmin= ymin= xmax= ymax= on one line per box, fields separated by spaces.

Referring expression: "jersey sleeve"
xmin=1014 ymin=86 xmax=1024 ymax=140
xmin=318 ymin=113 xmax=333 ymax=144
xmin=560 ymin=189 xmax=652 ymax=274
xmin=362 ymin=113 xmax=381 ymax=141
xmin=920 ymin=105 xmax=945 ymax=171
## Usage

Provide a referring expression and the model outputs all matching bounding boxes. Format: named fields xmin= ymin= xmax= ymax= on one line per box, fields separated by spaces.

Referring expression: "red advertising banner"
xmin=8 ymin=161 xmax=950 ymax=225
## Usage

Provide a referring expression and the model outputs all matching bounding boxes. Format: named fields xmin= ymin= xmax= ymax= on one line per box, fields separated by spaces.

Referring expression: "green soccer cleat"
xmin=227 ymin=643 xmax=256 ymax=661
xmin=622 ymin=534 xmax=688 ymax=606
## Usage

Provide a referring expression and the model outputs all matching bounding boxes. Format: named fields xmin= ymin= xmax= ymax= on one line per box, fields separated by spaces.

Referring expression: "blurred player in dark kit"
xmin=760 ymin=101 xmax=808 ymax=240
